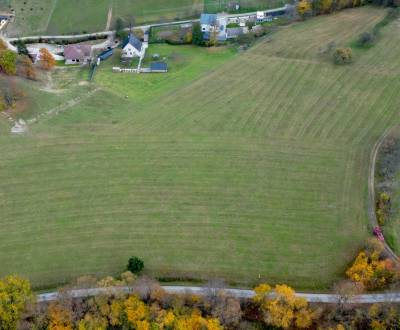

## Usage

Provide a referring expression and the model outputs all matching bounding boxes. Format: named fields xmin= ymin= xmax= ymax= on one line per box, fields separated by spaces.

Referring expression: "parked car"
xmin=373 ymin=226 xmax=385 ymax=241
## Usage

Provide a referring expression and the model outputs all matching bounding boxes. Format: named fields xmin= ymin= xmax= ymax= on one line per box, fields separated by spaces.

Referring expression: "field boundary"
xmin=368 ymin=126 xmax=400 ymax=262
xmin=36 ymin=285 xmax=400 ymax=304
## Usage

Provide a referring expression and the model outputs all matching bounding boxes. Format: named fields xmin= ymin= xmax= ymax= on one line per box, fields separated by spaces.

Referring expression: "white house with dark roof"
xmin=121 ymin=34 xmax=145 ymax=60
xmin=200 ymin=13 xmax=227 ymax=42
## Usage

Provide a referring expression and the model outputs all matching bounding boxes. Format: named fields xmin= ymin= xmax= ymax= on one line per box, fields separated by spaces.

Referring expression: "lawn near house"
xmin=1 ymin=7 xmax=400 ymax=291
xmin=94 ymin=44 xmax=237 ymax=104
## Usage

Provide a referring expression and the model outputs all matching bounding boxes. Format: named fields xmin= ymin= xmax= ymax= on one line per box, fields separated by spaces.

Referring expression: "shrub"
xmin=127 ymin=256 xmax=144 ymax=274
xmin=333 ymin=47 xmax=353 ymax=65
xmin=192 ymin=22 xmax=203 ymax=46
xmin=376 ymin=191 xmax=391 ymax=226
xmin=358 ymin=32 xmax=376 ymax=47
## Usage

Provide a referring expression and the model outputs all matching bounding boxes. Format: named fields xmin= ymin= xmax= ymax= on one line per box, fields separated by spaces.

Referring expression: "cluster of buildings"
xmin=200 ymin=5 xmax=288 ymax=41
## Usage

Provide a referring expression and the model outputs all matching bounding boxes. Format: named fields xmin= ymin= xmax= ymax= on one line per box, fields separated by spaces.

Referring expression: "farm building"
xmin=150 ymin=62 xmax=168 ymax=73
xmin=64 ymin=44 xmax=92 ymax=65
xmin=121 ymin=34 xmax=144 ymax=60
xmin=200 ymin=13 xmax=227 ymax=41
xmin=98 ymin=48 xmax=113 ymax=61
xmin=227 ymin=27 xmax=244 ymax=39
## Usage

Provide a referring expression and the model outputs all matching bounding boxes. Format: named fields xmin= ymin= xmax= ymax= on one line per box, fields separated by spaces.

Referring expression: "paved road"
xmin=37 ymin=285 xmax=400 ymax=304
xmin=4 ymin=6 xmax=288 ymax=43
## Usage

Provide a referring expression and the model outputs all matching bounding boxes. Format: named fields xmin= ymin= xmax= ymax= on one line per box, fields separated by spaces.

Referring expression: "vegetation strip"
xmin=368 ymin=126 xmax=400 ymax=262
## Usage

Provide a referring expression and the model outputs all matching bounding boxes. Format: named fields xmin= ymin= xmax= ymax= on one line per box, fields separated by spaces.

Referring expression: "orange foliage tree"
xmin=39 ymin=48 xmax=56 ymax=70
xmin=47 ymin=303 xmax=73 ymax=330
xmin=346 ymin=249 xmax=395 ymax=290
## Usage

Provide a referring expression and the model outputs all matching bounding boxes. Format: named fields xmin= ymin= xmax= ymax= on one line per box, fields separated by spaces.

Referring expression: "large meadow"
xmin=1 ymin=7 xmax=400 ymax=290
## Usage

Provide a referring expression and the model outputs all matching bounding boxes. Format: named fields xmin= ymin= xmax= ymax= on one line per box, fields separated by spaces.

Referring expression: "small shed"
xmin=98 ymin=48 xmax=113 ymax=61
xmin=150 ymin=62 xmax=168 ymax=73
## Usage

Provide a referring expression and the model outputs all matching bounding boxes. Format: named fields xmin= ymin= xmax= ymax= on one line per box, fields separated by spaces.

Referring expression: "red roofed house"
xmin=64 ymin=44 xmax=92 ymax=65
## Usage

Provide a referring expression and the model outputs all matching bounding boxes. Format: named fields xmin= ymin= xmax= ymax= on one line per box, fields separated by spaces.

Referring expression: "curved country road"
xmin=37 ymin=286 xmax=400 ymax=304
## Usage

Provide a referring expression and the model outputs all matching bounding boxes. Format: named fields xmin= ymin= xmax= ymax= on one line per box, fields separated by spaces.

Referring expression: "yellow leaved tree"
xmin=0 ymin=275 xmax=33 ymax=330
xmin=346 ymin=249 xmax=395 ymax=290
xmin=253 ymin=283 xmax=316 ymax=329
xmin=297 ymin=0 xmax=312 ymax=16
xmin=124 ymin=295 xmax=150 ymax=329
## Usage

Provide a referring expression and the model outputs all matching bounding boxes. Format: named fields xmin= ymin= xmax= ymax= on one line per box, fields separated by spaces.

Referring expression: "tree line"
xmin=1 ymin=244 xmax=400 ymax=330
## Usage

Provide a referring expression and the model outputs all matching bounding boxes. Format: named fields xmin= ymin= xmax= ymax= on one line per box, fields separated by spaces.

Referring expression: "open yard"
xmin=1 ymin=7 xmax=400 ymax=291
xmin=6 ymin=0 xmax=283 ymax=36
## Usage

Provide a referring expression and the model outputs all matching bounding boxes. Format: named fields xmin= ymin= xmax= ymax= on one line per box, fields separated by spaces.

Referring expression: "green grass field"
xmin=7 ymin=0 xmax=281 ymax=36
xmin=1 ymin=7 xmax=400 ymax=290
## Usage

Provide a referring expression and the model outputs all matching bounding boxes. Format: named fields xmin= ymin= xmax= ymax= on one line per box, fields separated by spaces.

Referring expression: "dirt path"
xmin=368 ymin=126 xmax=400 ymax=262
xmin=105 ymin=6 xmax=113 ymax=31
xmin=27 ymin=88 xmax=101 ymax=125
xmin=43 ymin=0 xmax=59 ymax=33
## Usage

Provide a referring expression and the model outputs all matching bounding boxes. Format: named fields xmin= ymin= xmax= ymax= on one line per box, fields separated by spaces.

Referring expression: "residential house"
xmin=121 ymin=34 xmax=144 ymax=61
xmin=200 ymin=13 xmax=227 ymax=42
xmin=64 ymin=44 xmax=92 ymax=65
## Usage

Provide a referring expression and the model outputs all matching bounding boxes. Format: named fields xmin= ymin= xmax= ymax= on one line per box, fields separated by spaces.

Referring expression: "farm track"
xmin=368 ymin=126 xmax=400 ymax=262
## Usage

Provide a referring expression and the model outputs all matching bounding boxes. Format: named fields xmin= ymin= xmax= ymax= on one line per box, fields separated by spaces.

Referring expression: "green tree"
xmin=16 ymin=40 xmax=31 ymax=59
xmin=0 ymin=50 xmax=17 ymax=75
xmin=192 ymin=22 xmax=203 ymax=46
xmin=0 ymin=275 xmax=33 ymax=330
xmin=115 ymin=17 xmax=128 ymax=40
xmin=127 ymin=256 xmax=144 ymax=274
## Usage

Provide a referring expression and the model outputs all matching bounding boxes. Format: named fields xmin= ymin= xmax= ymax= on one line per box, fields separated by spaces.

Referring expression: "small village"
xmin=0 ymin=5 xmax=289 ymax=78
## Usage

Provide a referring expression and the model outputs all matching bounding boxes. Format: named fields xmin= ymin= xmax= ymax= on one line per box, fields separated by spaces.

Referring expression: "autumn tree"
xmin=77 ymin=313 xmax=108 ymax=330
xmin=346 ymin=249 xmax=395 ymax=290
xmin=368 ymin=303 xmax=399 ymax=329
xmin=39 ymin=48 xmax=56 ymax=70
xmin=124 ymin=295 xmax=150 ymax=329
xmin=313 ymin=0 xmax=333 ymax=14
xmin=174 ymin=310 xmax=223 ymax=330
xmin=297 ymin=0 xmax=312 ymax=17
xmin=17 ymin=55 xmax=36 ymax=80
xmin=0 ymin=39 xmax=7 ymax=51
xmin=0 ymin=276 xmax=33 ymax=330
xmin=253 ymin=283 xmax=316 ymax=329
xmin=0 ymin=49 xmax=17 ymax=75
xmin=333 ymin=47 xmax=353 ymax=65
xmin=47 ymin=302 xmax=74 ymax=330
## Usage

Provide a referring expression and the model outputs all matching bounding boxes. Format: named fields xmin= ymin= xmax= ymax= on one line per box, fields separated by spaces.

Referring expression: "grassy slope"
xmin=1 ymin=7 xmax=400 ymax=290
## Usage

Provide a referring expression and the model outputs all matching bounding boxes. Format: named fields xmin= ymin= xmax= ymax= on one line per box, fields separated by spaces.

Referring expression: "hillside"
xmin=0 ymin=7 xmax=399 ymax=290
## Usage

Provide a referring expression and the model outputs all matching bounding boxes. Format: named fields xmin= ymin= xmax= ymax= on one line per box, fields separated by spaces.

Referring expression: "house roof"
xmin=98 ymin=48 xmax=113 ymax=60
xmin=150 ymin=62 xmax=168 ymax=71
xmin=200 ymin=13 xmax=217 ymax=25
xmin=227 ymin=27 xmax=243 ymax=38
xmin=122 ymin=34 xmax=142 ymax=52
xmin=64 ymin=44 xmax=92 ymax=60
